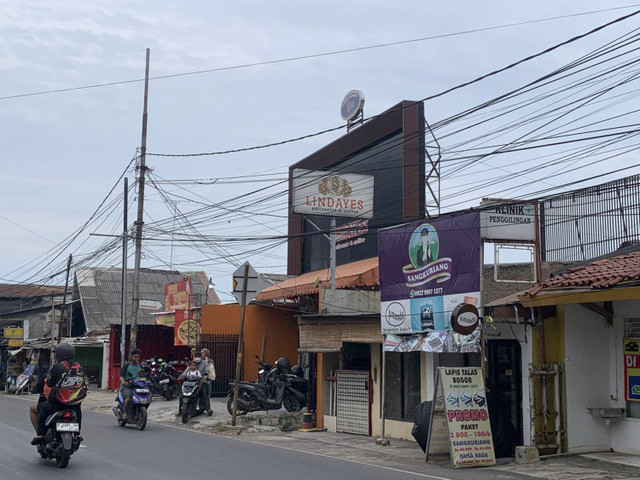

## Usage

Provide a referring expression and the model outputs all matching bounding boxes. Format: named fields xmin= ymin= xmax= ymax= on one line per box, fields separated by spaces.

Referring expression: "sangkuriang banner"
xmin=379 ymin=212 xmax=481 ymax=334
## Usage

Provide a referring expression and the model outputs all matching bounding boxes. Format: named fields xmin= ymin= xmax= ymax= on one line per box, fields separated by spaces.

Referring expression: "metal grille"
xmin=336 ymin=370 xmax=370 ymax=435
xmin=529 ymin=363 xmax=565 ymax=454
xmin=200 ymin=334 xmax=238 ymax=396
xmin=541 ymin=174 xmax=640 ymax=262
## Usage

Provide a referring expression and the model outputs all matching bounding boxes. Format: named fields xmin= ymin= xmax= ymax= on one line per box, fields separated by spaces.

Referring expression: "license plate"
xmin=135 ymin=388 xmax=150 ymax=394
xmin=159 ymin=379 xmax=169 ymax=384
xmin=57 ymin=423 xmax=79 ymax=432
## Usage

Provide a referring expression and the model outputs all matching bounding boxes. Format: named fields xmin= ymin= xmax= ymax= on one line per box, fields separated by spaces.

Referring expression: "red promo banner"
xmin=173 ymin=309 xmax=201 ymax=347
xmin=164 ymin=278 xmax=192 ymax=312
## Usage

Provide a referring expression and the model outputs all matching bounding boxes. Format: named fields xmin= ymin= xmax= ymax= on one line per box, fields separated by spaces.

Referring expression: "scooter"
xmin=36 ymin=409 xmax=82 ymax=468
xmin=158 ymin=361 xmax=180 ymax=401
xmin=178 ymin=374 xmax=210 ymax=424
xmin=113 ymin=377 xmax=152 ymax=430
xmin=227 ymin=373 xmax=304 ymax=415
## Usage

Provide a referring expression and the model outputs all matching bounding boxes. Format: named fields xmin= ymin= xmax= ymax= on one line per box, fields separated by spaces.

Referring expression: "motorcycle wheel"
xmin=283 ymin=392 xmax=302 ymax=412
xmin=164 ymin=388 xmax=171 ymax=401
xmin=56 ymin=448 xmax=70 ymax=468
xmin=181 ymin=399 xmax=190 ymax=424
xmin=136 ymin=407 xmax=148 ymax=430
xmin=226 ymin=393 xmax=249 ymax=416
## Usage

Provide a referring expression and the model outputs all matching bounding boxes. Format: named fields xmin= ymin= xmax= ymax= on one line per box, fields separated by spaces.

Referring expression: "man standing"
xmin=200 ymin=348 xmax=215 ymax=402
xmin=119 ymin=348 xmax=142 ymax=420
xmin=194 ymin=351 xmax=212 ymax=415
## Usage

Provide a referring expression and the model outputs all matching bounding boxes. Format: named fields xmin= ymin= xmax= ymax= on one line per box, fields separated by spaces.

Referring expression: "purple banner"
xmin=379 ymin=213 xmax=481 ymax=334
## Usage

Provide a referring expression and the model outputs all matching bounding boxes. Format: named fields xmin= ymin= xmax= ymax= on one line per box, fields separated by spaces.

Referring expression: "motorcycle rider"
xmin=31 ymin=343 xmax=84 ymax=445
xmin=194 ymin=351 xmax=212 ymax=415
xmin=119 ymin=348 xmax=142 ymax=420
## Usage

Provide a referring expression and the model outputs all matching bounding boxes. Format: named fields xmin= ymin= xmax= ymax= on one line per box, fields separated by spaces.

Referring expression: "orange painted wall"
xmin=201 ymin=304 xmax=299 ymax=381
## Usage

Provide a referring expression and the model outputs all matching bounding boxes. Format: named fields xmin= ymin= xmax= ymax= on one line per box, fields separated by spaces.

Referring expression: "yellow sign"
xmin=8 ymin=339 xmax=23 ymax=347
xmin=3 ymin=328 xmax=23 ymax=339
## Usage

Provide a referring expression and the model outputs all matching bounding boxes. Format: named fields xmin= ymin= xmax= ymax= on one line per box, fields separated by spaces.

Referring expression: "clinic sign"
xmin=292 ymin=169 xmax=374 ymax=219
xmin=379 ymin=212 xmax=481 ymax=333
xmin=480 ymin=200 xmax=536 ymax=241
xmin=625 ymin=338 xmax=640 ymax=401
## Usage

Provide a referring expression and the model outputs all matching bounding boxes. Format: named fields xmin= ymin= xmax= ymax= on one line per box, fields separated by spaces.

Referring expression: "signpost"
xmin=426 ymin=367 xmax=495 ymax=468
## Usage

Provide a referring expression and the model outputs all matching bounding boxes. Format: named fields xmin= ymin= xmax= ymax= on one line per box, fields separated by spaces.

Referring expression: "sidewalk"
xmin=12 ymin=388 xmax=640 ymax=479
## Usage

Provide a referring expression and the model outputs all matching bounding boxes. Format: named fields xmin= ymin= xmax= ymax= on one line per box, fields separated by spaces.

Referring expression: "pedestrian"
xmin=200 ymin=347 xmax=216 ymax=399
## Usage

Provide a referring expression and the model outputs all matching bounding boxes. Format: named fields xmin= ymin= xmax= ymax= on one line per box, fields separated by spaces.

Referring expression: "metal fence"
xmin=541 ymin=174 xmax=640 ymax=262
xmin=200 ymin=333 xmax=238 ymax=396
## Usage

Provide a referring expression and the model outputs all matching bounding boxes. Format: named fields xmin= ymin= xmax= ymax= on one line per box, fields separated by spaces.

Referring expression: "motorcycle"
xmin=36 ymin=408 xmax=82 ymax=468
xmin=178 ymin=373 xmax=210 ymax=424
xmin=113 ymin=377 xmax=152 ymax=430
xmin=158 ymin=361 xmax=180 ymax=401
xmin=227 ymin=358 xmax=307 ymax=415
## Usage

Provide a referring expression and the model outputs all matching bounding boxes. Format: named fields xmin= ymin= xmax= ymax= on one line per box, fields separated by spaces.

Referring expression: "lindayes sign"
xmin=292 ymin=168 xmax=374 ymax=219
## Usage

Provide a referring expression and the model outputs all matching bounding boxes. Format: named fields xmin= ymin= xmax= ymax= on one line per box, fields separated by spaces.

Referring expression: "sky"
xmin=1 ymin=1 xmax=639 ymax=302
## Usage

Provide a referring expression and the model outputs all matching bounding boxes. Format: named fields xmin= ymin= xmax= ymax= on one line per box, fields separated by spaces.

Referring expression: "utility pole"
xmin=131 ymin=48 xmax=150 ymax=350
xmin=50 ymin=254 xmax=72 ymax=364
xmin=121 ymin=177 xmax=129 ymax=364
xmin=60 ymin=254 xmax=72 ymax=340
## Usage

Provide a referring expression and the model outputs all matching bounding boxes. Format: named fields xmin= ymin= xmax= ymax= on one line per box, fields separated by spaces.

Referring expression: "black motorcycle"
xmin=179 ymin=373 xmax=211 ymax=423
xmin=157 ymin=361 xmax=180 ymax=401
xmin=227 ymin=358 xmax=307 ymax=415
xmin=35 ymin=409 xmax=82 ymax=468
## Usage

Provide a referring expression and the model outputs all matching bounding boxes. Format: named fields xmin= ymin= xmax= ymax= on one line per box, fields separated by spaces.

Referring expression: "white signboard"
xmin=292 ymin=169 xmax=374 ymax=219
xmin=232 ymin=262 xmax=271 ymax=305
xmin=480 ymin=201 xmax=536 ymax=241
xmin=139 ymin=299 xmax=162 ymax=310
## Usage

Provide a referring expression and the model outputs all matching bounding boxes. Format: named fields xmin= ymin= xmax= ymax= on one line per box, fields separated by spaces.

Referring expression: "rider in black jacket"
xmin=31 ymin=343 xmax=83 ymax=445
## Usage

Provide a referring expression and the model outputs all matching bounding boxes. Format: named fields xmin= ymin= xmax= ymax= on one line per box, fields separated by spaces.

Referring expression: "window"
xmin=384 ymin=351 xmax=421 ymax=421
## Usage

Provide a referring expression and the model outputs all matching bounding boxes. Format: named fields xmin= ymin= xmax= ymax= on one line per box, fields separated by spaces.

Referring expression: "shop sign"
xmin=624 ymin=338 xmax=640 ymax=401
xmin=450 ymin=303 xmax=479 ymax=335
xmin=427 ymin=367 xmax=495 ymax=468
xmin=379 ymin=212 xmax=481 ymax=334
xmin=8 ymin=338 xmax=23 ymax=347
xmin=479 ymin=200 xmax=536 ymax=241
xmin=164 ymin=278 xmax=192 ymax=312
xmin=292 ymin=169 xmax=374 ymax=219
xmin=3 ymin=328 xmax=23 ymax=338
xmin=174 ymin=309 xmax=201 ymax=347
xmin=340 ymin=89 xmax=365 ymax=121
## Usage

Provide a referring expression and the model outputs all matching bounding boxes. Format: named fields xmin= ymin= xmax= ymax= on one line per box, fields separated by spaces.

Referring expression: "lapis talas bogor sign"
xmin=439 ymin=367 xmax=495 ymax=468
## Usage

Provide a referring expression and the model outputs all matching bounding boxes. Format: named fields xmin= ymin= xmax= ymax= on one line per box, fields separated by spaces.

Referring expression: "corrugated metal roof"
xmin=75 ymin=267 xmax=220 ymax=334
xmin=256 ymin=257 xmax=379 ymax=301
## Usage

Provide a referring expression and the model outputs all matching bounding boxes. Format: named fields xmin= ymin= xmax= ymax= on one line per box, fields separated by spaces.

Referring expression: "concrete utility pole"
xmin=121 ymin=177 xmax=129 ymax=364
xmin=131 ymin=48 xmax=150 ymax=350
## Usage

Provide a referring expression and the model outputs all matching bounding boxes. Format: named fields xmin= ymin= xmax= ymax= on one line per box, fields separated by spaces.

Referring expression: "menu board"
xmin=430 ymin=367 xmax=496 ymax=468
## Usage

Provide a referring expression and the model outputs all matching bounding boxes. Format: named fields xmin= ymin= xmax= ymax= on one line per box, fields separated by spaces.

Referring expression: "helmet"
xmin=291 ymin=365 xmax=304 ymax=377
xmin=55 ymin=342 xmax=75 ymax=362
xmin=275 ymin=357 xmax=291 ymax=373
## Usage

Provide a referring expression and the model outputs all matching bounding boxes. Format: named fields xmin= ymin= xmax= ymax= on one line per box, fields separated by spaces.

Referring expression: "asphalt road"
xmin=1 ymin=394 xmax=530 ymax=480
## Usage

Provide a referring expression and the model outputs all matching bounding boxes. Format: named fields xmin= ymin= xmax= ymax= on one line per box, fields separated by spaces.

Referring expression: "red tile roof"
xmin=524 ymin=250 xmax=640 ymax=296
xmin=0 ymin=284 xmax=66 ymax=298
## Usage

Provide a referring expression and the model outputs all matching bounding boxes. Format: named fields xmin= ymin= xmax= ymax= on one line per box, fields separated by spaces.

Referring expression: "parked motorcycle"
xmin=178 ymin=373 xmax=210 ymax=424
xmin=158 ymin=361 xmax=180 ymax=401
xmin=113 ymin=377 xmax=152 ymax=430
xmin=35 ymin=408 xmax=82 ymax=468
xmin=227 ymin=358 xmax=307 ymax=415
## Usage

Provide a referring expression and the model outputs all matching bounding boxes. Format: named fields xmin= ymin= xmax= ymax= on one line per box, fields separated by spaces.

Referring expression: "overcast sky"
xmin=2 ymin=1 xmax=639 ymax=301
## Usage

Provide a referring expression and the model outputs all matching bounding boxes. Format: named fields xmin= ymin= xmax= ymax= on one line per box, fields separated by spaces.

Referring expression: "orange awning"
xmin=256 ymin=257 xmax=379 ymax=302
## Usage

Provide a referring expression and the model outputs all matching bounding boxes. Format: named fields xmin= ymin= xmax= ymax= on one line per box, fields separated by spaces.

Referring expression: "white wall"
xmin=564 ymin=304 xmax=612 ymax=452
